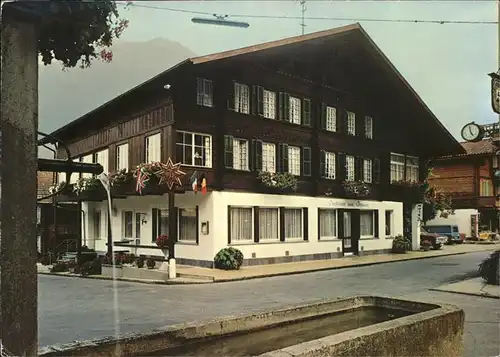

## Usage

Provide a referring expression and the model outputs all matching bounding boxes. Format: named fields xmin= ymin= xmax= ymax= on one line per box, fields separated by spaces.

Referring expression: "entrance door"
xmin=338 ymin=209 xmax=360 ymax=256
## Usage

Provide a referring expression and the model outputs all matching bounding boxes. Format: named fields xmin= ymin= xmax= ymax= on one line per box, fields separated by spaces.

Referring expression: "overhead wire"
xmin=119 ymin=3 xmax=497 ymax=25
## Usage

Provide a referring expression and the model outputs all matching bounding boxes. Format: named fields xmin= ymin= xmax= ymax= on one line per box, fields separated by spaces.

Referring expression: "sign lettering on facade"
xmin=328 ymin=199 xmax=369 ymax=208
xmin=415 ymin=203 xmax=423 ymax=221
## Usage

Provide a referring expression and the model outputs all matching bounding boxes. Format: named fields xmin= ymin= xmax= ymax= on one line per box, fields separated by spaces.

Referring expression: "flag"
xmin=135 ymin=169 xmax=149 ymax=194
xmin=201 ymin=175 xmax=207 ymax=195
xmin=190 ymin=171 xmax=199 ymax=194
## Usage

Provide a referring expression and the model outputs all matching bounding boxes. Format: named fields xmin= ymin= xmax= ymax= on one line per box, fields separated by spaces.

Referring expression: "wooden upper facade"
xmin=45 ymin=24 xmax=464 ymax=201
xmin=429 ymin=140 xmax=500 ymax=209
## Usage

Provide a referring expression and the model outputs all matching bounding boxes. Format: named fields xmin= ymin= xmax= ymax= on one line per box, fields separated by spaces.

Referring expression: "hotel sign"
xmin=328 ymin=199 xmax=369 ymax=208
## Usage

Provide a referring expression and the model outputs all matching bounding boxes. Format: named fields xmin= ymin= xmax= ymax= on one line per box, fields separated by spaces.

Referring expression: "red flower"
xmin=156 ymin=235 xmax=169 ymax=249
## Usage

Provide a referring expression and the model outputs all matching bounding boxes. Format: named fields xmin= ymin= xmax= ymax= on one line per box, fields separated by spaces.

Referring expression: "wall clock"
xmin=460 ymin=122 xmax=484 ymax=142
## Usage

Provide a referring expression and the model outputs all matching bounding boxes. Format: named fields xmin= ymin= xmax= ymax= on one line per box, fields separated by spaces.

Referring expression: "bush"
xmin=392 ymin=235 xmax=412 ymax=254
xmin=214 ymin=247 xmax=244 ymax=270
xmin=81 ymin=258 xmax=102 ymax=277
xmin=478 ymin=250 xmax=499 ymax=285
xmin=146 ymin=258 xmax=156 ymax=269
xmin=136 ymin=257 xmax=145 ymax=268
xmin=51 ymin=262 xmax=68 ymax=273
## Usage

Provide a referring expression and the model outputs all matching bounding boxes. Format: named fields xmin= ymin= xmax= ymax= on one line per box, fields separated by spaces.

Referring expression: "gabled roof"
xmin=43 ymin=23 xmax=464 ymax=156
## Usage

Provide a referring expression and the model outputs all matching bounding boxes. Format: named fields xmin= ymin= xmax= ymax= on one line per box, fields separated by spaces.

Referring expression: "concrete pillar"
xmin=0 ymin=8 xmax=39 ymax=356
xmin=411 ymin=204 xmax=422 ymax=251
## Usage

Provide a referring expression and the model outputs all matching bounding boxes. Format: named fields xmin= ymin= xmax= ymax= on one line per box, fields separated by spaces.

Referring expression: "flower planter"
xmin=101 ymin=264 xmax=123 ymax=278
xmin=422 ymin=246 xmax=431 ymax=252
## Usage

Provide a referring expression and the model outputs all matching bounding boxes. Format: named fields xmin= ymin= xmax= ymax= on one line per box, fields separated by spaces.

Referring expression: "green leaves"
xmin=214 ymin=247 xmax=244 ymax=270
xmin=257 ymin=171 xmax=298 ymax=190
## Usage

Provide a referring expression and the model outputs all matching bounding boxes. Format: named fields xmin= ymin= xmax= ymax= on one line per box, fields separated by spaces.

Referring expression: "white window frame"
xmin=360 ymin=210 xmax=376 ymax=238
xmin=196 ymin=78 xmax=213 ymax=107
xmin=326 ymin=106 xmax=337 ymax=132
xmin=319 ymin=209 xmax=337 ymax=240
xmin=234 ymin=82 xmax=250 ymax=114
xmin=347 ymin=111 xmax=356 ymax=136
xmin=122 ymin=210 xmax=142 ymax=240
xmin=178 ymin=208 xmax=198 ymax=242
xmin=233 ymin=138 xmax=249 ymax=171
xmin=122 ymin=210 xmax=134 ymax=239
xmin=262 ymin=142 xmax=276 ymax=173
xmin=365 ymin=116 xmax=373 ymax=139
xmin=284 ymin=208 xmax=303 ymax=240
xmin=93 ymin=149 xmax=109 ymax=175
xmin=406 ymin=155 xmax=419 ymax=183
xmin=176 ymin=131 xmax=212 ymax=168
xmin=116 ymin=143 xmax=129 ymax=171
xmin=324 ymin=151 xmax=336 ymax=179
xmin=263 ymin=90 xmax=276 ymax=119
xmin=289 ymin=96 xmax=302 ymax=124
xmin=259 ymin=207 xmax=279 ymax=241
xmin=363 ymin=158 xmax=372 ymax=183
xmin=390 ymin=153 xmax=405 ymax=182
xmin=288 ymin=145 xmax=301 ymax=176
xmin=346 ymin=155 xmax=355 ymax=182
xmin=145 ymin=133 xmax=161 ymax=163
xmin=228 ymin=206 xmax=253 ymax=243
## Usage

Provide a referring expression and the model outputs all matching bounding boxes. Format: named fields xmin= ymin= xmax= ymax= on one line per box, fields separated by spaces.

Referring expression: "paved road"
xmin=39 ymin=251 xmax=499 ymax=356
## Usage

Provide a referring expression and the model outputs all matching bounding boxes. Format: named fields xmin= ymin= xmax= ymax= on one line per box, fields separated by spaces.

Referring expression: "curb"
xmin=429 ymin=288 xmax=500 ymax=300
xmin=37 ymin=272 xmax=211 ymax=285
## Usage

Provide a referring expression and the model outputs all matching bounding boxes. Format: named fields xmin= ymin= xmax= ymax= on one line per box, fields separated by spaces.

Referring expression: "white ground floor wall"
xmin=82 ymin=191 xmax=416 ymax=267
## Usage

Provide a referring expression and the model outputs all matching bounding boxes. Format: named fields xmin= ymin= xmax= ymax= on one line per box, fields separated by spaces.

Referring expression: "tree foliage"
xmin=422 ymin=167 xmax=454 ymax=223
xmin=36 ymin=0 xmax=130 ymax=68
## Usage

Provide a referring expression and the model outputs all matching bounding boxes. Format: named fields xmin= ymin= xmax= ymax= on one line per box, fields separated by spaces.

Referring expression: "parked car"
xmin=420 ymin=228 xmax=448 ymax=250
xmin=423 ymin=224 xmax=462 ymax=244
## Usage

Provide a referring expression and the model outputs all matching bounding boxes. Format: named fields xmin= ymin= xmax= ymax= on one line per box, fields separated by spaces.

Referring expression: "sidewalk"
xmin=431 ymin=277 xmax=500 ymax=299
xmin=176 ymin=243 xmax=500 ymax=283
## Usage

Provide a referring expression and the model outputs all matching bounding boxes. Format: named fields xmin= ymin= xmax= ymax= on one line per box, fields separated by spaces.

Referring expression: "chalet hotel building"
xmin=43 ymin=24 xmax=463 ymax=267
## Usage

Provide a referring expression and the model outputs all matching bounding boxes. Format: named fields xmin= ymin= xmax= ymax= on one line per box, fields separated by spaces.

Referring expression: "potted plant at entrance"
xmin=391 ymin=234 xmax=411 ymax=254
xmin=156 ymin=234 xmax=170 ymax=271
xmin=421 ymin=240 xmax=432 ymax=252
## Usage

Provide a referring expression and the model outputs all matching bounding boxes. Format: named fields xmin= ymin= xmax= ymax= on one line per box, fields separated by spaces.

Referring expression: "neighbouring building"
xmin=40 ymin=23 xmax=464 ymax=267
xmin=428 ymin=139 xmax=500 ymax=237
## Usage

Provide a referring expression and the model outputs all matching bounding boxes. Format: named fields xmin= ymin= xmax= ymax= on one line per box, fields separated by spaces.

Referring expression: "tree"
xmin=422 ymin=168 xmax=454 ymax=223
xmin=36 ymin=0 xmax=130 ymax=68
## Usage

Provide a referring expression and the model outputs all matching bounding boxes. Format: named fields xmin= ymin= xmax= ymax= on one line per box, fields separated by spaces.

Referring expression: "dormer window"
xmin=196 ymin=78 xmax=213 ymax=107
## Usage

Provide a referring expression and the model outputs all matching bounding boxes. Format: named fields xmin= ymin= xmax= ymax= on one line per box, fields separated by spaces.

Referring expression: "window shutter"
xmin=320 ymin=150 xmax=326 ymax=177
xmin=252 ymin=139 xmax=263 ymax=171
xmin=251 ymin=85 xmax=258 ymax=115
xmin=278 ymin=143 xmax=289 ymax=173
xmin=302 ymin=98 xmax=311 ymax=126
xmin=257 ymin=86 xmax=264 ymax=116
xmin=319 ymin=103 xmax=326 ymax=130
xmin=227 ymin=81 xmax=236 ymax=111
xmin=227 ymin=206 xmax=232 ymax=244
xmin=373 ymin=158 xmax=381 ymax=184
xmin=355 ymin=157 xmax=364 ymax=181
xmin=195 ymin=206 xmax=200 ymax=244
xmin=284 ymin=93 xmax=290 ymax=121
xmin=279 ymin=207 xmax=285 ymax=242
xmin=152 ymin=208 xmax=158 ymax=242
xmin=341 ymin=110 xmax=349 ymax=133
xmin=278 ymin=92 xmax=285 ymax=120
xmin=253 ymin=206 xmax=260 ymax=243
xmin=196 ymin=78 xmax=203 ymax=104
xmin=302 ymin=147 xmax=312 ymax=176
xmin=337 ymin=153 xmax=347 ymax=181
xmin=224 ymin=135 xmax=234 ymax=168
xmin=303 ymin=208 xmax=309 ymax=241
xmin=374 ymin=210 xmax=379 ymax=238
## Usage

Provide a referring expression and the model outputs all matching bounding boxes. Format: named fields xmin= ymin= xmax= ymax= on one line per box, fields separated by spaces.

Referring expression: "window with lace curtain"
xmin=284 ymin=208 xmax=302 ymax=239
xmin=233 ymin=138 xmax=249 ymax=170
xmin=347 ymin=111 xmax=356 ymax=135
xmin=263 ymin=90 xmax=276 ymax=119
xmin=319 ymin=209 xmax=337 ymax=239
xmin=234 ymin=82 xmax=250 ymax=114
xmin=360 ymin=210 xmax=375 ymax=237
xmin=325 ymin=106 xmax=337 ymax=132
xmin=229 ymin=207 xmax=253 ymax=242
xmin=390 ymin=153 xmax=405 ymax=182
xmin=346 ymin=155 xmax=355 ymax=181
xmin=405 ymin=156 xmax=419 ymax=182
xmin=259 ymin=208 xmax=279 ymax=240
xmin=178 ymin=208 xmax=197 ymax=242
xmin=289 ymin=96 xmax=301 ymax=124
xmin=196 ymin=78 xmax=213 ymax=107
xmin=262 ymin=142 xmax=276 ymax=173
xmin=288 ymin=146 xmax=301 ymax=176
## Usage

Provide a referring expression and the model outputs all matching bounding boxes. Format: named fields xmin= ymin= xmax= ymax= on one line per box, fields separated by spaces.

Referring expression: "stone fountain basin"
xmin=39 ymin=296 xmax=464 ymax=357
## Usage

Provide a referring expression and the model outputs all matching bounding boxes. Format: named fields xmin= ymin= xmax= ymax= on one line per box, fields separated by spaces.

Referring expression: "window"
xmin=346 ymin=155 xmax=355 ymax=182
xmin=326 ymin=106 xmax=337 ymax=132
xmin=262 ymin=142 xmax=276 ymax=173
xmin=385 ymin=210 xmax=393 ymax=236
xmin=365 ymin=116 xmax=373 ymax=139
xmin=360 ymin=211 xmax=375 ymax=237
xmin=94 ymin=149 xmax=109 ymax=174
xmin=179 ymin=208 xmax=198 ymax=242
xmin=233 ymin=138 xmax=249 ymax=170
xmin=481 ymin=180 xmax=493 ymax=196
xmin=347 ymin=111 xmax=356 ymax=136
xmin=81 ymin=155 xmax=93 ymax=179
xmin=303 ymin=147 xmax=312 ymax=177
xmin=116 ymin=143 xmax=129 ymax=171
xmin=405 ymin=156 xmax=419 ymax=182
xmin=152 ymin=209 xmax=169 ymax=242
xmin=390 ymin=153 xmax=405 ymax=182
xmin=288 ymin=146 xmax=301 ymax=176
xmin=319 ymin=209 xmax=337 ymax=239
xmin=229 ymin=207 xmax=252 ymax=242
xmin=363 ymin=158 xmax=372 ymax=183
xmin=135 ymin=212 xmax=142 ymax=240
xmin=234 ymin=82 xmax=250 ymax=114
xmin=322 ymin=151 xmax=336 ymax=179
xmin=196 ymin=78 xmax=213 ymax=107
xmin=145 ymin=133 xmax=161 ymax=163
xmin=284 ymin=208 xmax=303 ymax=239
xmin=176 ymin=131 xmax=212 ymax=167
xmin=93 ymin=210 xmax=101 ymax=240
xmin=123 ymin=211 xmax=133 ymax=238
xmin=259 ymin=208 xmax=279 ymax=240
xmin=263 ymin=90 xmax=276 ymax=119
xmin=289 ymin=96 xmax=301 ymax=124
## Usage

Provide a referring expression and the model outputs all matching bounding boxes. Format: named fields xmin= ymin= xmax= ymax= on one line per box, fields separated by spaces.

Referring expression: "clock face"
xmin=461 ymin=123 xmax=482 ymax=142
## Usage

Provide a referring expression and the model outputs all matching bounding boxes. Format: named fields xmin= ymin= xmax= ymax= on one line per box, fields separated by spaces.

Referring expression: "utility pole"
xmin=299 ymin=0 xmax=306 ymax=35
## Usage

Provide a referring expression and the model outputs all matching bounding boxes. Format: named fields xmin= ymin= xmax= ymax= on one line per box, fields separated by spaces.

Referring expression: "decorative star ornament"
xmin=157 ymin=158 xmax=186 ymax=190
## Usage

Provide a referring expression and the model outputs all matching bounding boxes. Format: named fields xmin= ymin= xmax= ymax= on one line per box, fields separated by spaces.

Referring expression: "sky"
xmin=79 ymin=1 xmax=500 ymax=139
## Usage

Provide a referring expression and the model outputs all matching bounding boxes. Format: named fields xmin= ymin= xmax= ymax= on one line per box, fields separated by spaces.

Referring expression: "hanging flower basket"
xmin=156 ymin=235 xmax=170 ymax=250
xmin=342 ymin=180 xmax=371 ymax=197
xmin=257 ymin=172 xmax=297 ymax=192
